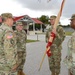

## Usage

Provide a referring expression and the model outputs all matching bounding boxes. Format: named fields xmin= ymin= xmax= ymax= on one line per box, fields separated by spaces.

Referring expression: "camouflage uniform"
xmin=63 ymin=14 xmax=75 ymax=75
xmin=14 ymin=22 xmax=27 ymax=71
xmin=64 ymin=32 xmax=75 ymax=75
xmin=0 ymin=13 xmax=18 ymax=75
xmin=46 ymin=25 xmax=65 ymax=75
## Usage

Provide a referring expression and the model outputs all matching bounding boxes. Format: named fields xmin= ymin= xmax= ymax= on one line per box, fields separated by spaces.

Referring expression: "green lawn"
xmin=65 ymin=32 xmax=73 ymax=36
xmin=26 ymin=32 xmax=73 ymax=43
xmin=36 ymin=31 xmax=73 ymax=36
xmin=26 ymin=39 xmax=39 ymax=43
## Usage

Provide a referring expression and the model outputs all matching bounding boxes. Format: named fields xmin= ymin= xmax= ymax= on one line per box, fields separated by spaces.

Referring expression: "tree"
xmin=38 ymin=15 xmax=50 ymax=24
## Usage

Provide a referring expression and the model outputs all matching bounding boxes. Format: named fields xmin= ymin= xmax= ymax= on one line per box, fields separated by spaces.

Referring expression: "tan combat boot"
xmin=69 ymin=72 xmax=73 ymax=75
xmin=51 ymin=71 xmax=55 ymax=75
xmin=17 ymin=70 xmax=25 ymax=75
xmin=21 ymin=70 xmax=25 ymax=75
xmin=51 ymin=73 xmax=55 ymax=75
xmin=17 ymin=70 xmax=21 ymax=75
xmin=55 ymin=73 xmax=59 ymax=75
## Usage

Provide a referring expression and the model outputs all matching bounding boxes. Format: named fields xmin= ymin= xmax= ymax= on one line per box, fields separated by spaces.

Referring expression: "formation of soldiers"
xmin=0 ymin=12 xmax=75 ymax=75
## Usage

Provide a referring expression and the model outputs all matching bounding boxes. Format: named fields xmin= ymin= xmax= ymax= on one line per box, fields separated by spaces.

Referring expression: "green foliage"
xmin=35 ymin=24 xmax=40 ymax=29
xmin=29 ymin=25 xmax=33 ymax=31
xmin=38 ymin=15 xmax=50 ymax=24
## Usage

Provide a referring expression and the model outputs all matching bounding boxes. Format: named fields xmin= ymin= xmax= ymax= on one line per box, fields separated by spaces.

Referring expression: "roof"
xmin=14 ymin=15 xmax=24 ymax=22
xmin=32 ymin=18 xmax=43 ymax=24
xmin=14 ymin=15 xmax=43 ymax=24
xmin=0 ymin=15 xmax=43 ymax=24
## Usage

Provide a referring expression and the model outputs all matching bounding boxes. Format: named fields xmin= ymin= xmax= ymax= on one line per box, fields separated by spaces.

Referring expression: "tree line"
xmin=37 ymin=15 xmax=70 ymax=27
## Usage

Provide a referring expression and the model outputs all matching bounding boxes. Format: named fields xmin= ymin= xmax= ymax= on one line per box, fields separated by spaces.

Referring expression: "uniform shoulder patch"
xmin=5 ymin=31 xmax=15 ymax=39
xmin=7 ymin=33 xmax=13 ymax=39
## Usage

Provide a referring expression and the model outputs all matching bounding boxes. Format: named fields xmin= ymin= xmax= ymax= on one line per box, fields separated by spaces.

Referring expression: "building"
xmin=0 ymin=15 xmax=43 ymax=35
xmin=14 ymin=15 xmax=43 ymax=35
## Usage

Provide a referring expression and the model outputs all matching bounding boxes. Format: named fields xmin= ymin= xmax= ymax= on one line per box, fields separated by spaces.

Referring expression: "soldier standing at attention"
xmin=46 ymin=15 xmax=65 ymax=75
xmin=0 ymin=13 xmax=19 ymax=75
xmin=14 ymin=21 xmax=27 ymax=75
xmin=63 ymin=14 xmax=75 ymax=75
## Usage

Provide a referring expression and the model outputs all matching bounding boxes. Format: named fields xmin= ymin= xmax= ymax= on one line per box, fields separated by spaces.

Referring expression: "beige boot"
xmin=51 ymin=72 xmax=55 ymax=75
xmin=51 ymin=73 xmax=55 ymax=75
xmin=69 ymin=72 xmax=73 ymax=75
xmin=17 ymin=70 xmax=21 ymax=75
xmin=55 ymin=73 xmax=59 ymax=75
xmin=17 ymin=70 xmax=25 ymax=75
xmin=21 ymin=71 xmax=25 ymax=75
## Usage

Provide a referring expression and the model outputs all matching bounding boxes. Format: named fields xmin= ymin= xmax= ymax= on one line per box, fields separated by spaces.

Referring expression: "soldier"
xmin=46 ymin=15 xmax=65 ymax=75
xmin=14 ymin=21 xmax=27 ymax=75
xmin=63 ymin=14 xmax=75 ymax=75
xmin=0 ymin=13 xmax=19 ymax=75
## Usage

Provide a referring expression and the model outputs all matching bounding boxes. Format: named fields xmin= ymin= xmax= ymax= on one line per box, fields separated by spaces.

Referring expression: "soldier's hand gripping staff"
xmin=46 ymin=32 xmax=56 ymax=57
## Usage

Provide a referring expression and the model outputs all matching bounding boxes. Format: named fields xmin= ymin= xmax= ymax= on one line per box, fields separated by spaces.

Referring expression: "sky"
xmin=0 ymin=0 xmax=75 ymax=25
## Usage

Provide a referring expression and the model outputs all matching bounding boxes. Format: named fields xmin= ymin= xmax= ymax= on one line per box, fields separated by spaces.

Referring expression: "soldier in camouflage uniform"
xmin=63 ymin=14 xmax=75 ymax=75
xmin=46 ymin=15 xmax=65 ymax=75
xmin=14 ymin=22 xmax=27 ymax=75
xmin=0 ymin=13 xmax=19 ymax=75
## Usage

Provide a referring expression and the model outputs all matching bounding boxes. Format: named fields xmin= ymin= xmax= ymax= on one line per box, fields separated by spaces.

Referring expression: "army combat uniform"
xmin=46 ymin=25 xmax=65 ymax=75
xmin=15 ymin=29 xmax=27 ymax=70
xmin=63 ymin=14 xmax=75 ymax=75
xmin=14 ymin=22 xmax=27 ymax=75
xmin=0 ymin=23 xmax=17 ymax=75
xmin=64 ymin=32 xmax=75 ymax=75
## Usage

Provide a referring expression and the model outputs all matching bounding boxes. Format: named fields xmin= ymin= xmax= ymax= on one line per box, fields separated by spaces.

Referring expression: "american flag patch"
xmin=7 ymin=33 xmax=13 ymax=39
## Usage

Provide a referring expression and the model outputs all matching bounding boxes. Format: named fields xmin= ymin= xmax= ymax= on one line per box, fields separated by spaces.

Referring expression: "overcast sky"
xmin=0 ymin=0 xmax=75 ymax=25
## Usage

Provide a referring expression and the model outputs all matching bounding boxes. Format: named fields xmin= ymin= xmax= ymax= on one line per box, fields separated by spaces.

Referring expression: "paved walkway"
xmin=23 ymin=35 xmax=71 ymax=75
xmin=27 ymin=34 xmax=45 ymax=41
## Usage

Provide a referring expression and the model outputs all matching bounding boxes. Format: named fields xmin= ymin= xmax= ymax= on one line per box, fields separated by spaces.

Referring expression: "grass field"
xmin=65 ymin=31 xmax=73 ymax=36
xmin=26 ymin=31 xmax=73 ymax=43
xmin=26 ymin=39 xmax=39 ymax=43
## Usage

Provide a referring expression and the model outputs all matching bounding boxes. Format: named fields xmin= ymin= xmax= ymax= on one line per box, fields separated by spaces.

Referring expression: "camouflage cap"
xmin=1 ymin=13 xmax=13 ymax=19
xmin=50 ymin=15 xmax=56 ymax=20
xmin=70 ymin=14 xmax=75 ymax=20
xmin=16 ymin=21 xmax=23 ymax=26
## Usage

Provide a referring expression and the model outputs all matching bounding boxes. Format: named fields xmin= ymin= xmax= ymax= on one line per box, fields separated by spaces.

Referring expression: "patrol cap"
xmin=1 ymin=13 xmax=13 ymax=19
xmin=70 ymin=14 xmax=75 ymax=20
xmin=16 ymin=21 xmax=23 ymax=26
xmin=50 ymin=15 xmax=56 ymax=20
